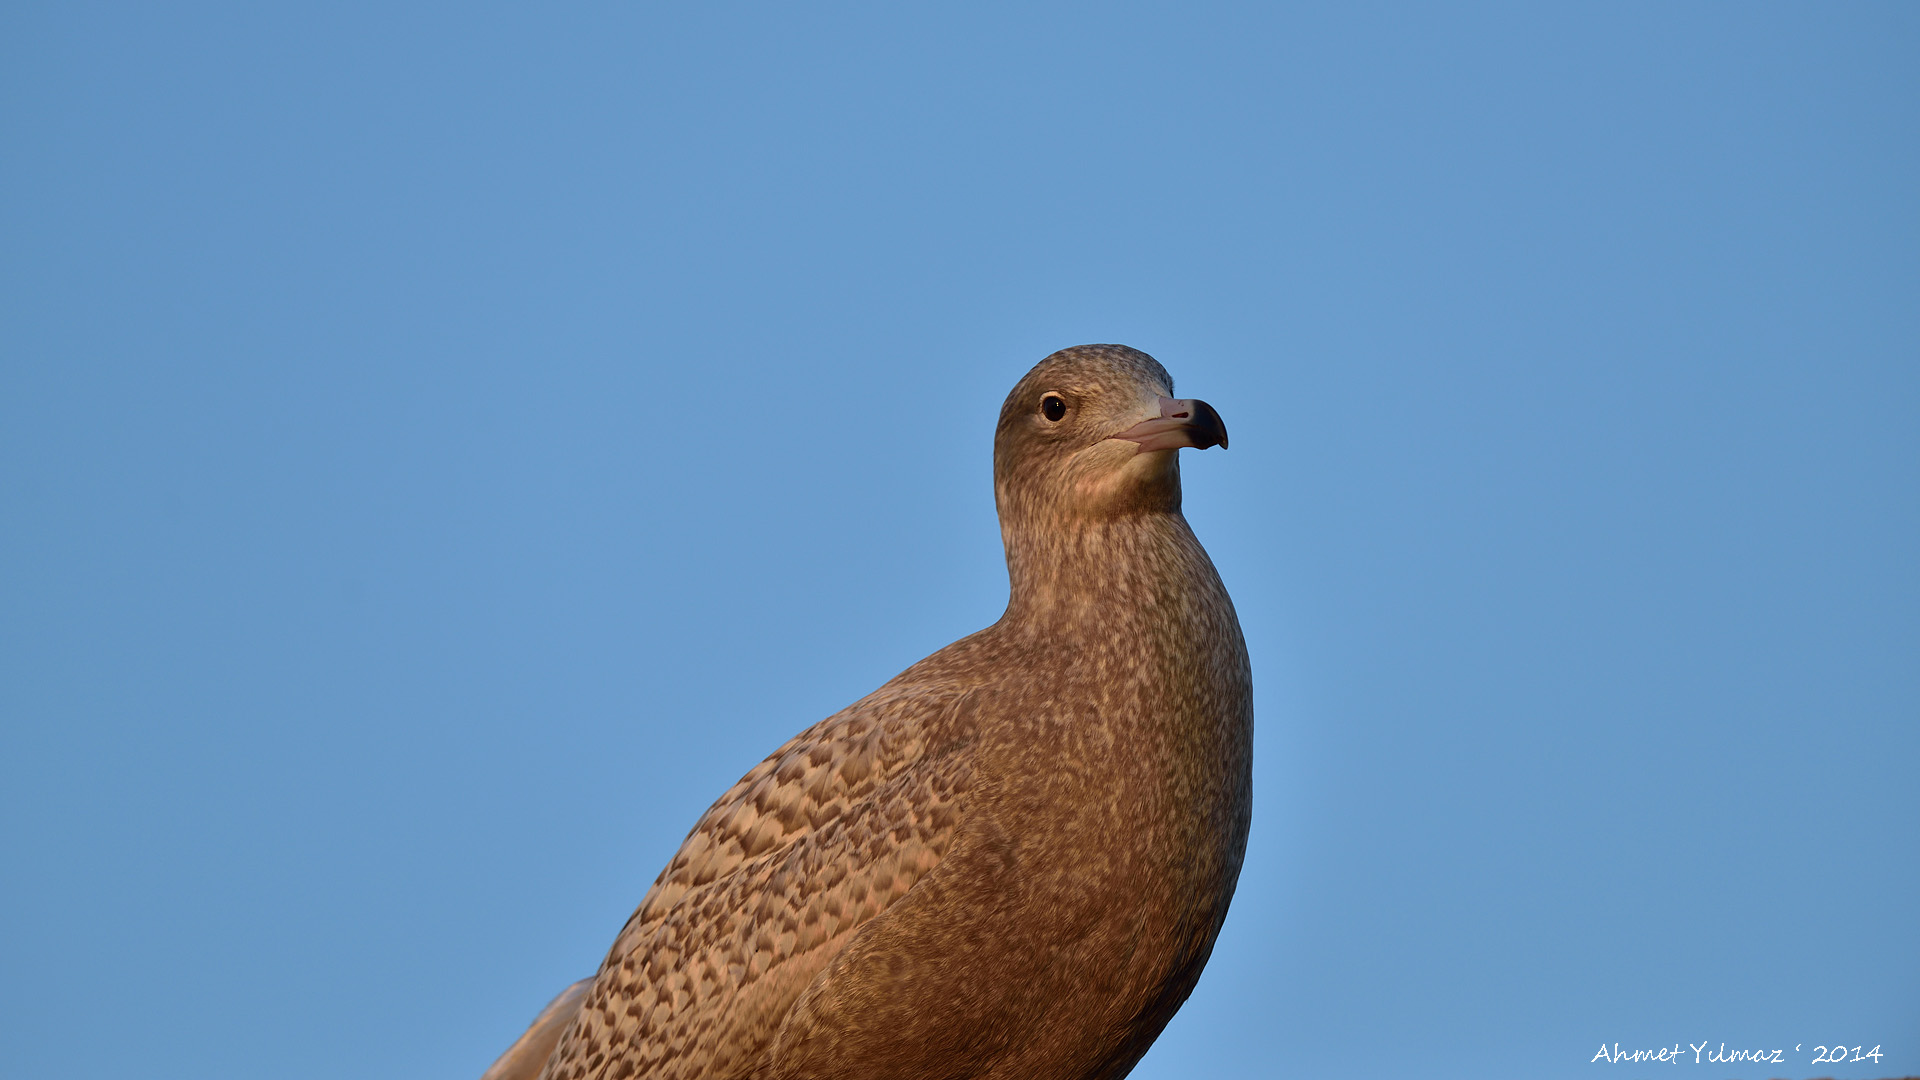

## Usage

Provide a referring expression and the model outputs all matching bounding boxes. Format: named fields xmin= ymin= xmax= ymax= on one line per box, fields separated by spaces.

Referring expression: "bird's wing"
xmin=479 ymin=978 xmax=592 ymax=1080
xmin=538 ymin=683 xmax=976 ymax=1080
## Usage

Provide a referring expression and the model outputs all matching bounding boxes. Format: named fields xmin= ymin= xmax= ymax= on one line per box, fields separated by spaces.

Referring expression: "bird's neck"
xmin=998 ymin=510 xmax=1225 ymax=636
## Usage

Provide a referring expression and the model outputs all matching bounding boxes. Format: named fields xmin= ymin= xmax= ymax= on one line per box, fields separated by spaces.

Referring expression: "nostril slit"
xmin=1171 ymin=411 xmax=1189 ymax=418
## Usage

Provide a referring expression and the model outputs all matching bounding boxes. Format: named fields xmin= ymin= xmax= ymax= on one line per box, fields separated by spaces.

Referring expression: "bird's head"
xmin=993 ymin=344 xmax=1228 ymax=532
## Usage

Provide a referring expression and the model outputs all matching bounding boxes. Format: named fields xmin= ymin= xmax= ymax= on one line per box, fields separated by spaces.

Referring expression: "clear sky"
xmin=2 ymin=4 xmax=1915 ymax=1079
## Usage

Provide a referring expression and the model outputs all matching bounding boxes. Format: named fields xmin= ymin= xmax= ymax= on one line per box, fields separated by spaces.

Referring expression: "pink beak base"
xmin=1107 ymin=396 xmax=1229 ymax=452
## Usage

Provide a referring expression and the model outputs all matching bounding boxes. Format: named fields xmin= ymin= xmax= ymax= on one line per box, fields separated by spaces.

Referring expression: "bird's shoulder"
xmin=545 ymin=648 xmax=991 ymax=1080
xmin=624 ymin=660 xmax=983 ymax=938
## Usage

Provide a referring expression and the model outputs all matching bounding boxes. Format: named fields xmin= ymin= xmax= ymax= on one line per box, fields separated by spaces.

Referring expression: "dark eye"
xmin=1041 ymin=395 xmax=1067 ymax=422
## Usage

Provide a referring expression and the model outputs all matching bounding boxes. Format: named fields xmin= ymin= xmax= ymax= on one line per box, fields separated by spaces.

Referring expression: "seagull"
xmin=483 ymin=344 xmax=1252 ymax=1080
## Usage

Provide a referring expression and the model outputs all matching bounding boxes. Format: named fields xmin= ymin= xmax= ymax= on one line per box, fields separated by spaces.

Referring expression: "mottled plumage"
xmin=484 ymin=344 xmax=1252 ymax=1080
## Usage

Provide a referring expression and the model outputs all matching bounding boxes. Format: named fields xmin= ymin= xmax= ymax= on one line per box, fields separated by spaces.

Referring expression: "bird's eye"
xmin=1041 ymin=395 xmax=1067 ymax=422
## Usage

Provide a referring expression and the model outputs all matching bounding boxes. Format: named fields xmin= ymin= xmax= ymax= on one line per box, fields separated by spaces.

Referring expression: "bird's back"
xmin=537 ymin=641 xmax=992 ymax=1080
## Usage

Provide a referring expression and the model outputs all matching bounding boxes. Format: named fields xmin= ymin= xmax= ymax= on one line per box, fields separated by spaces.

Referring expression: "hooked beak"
xmin=1107 ymin=396 xmax=1229 ymax=452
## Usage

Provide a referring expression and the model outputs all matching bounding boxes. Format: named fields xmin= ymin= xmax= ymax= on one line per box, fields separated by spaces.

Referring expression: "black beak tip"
xmin=1194 ymin=399 xmax=1228 ymax=450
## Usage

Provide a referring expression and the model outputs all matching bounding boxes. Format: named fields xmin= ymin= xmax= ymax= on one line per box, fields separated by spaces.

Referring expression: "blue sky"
xmin=2 ymin=4 xmax=1915 ymax=1078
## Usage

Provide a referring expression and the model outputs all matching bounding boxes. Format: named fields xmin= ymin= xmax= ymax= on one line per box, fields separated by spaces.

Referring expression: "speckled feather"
xmin=509 ymin=345 xmax=1253 ymax=1080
